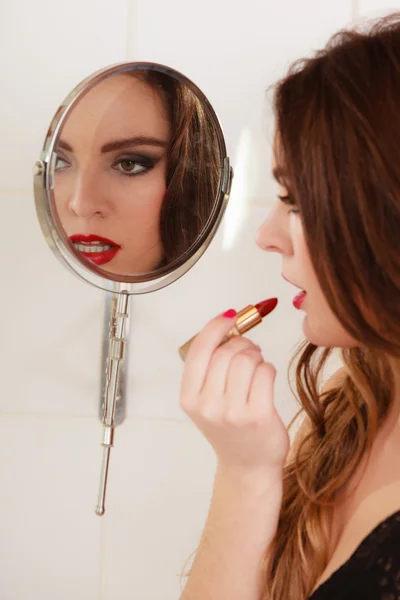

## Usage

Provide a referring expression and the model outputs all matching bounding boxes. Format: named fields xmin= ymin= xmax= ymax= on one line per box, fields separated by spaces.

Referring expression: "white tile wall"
xmin=0 ymin=0 xmax=375 ymax=597
xmin=1 ymin=196 xmax=103 ymax=418
xmin=100 ymin=420 xmax=217 ymax=600
xmin=0 ymin=0 xmax=128 ymax=193
xmin=359 ymin=1 xmax=400 ymax=16
xmin=0 ymin=416 xmax=102 ymax=599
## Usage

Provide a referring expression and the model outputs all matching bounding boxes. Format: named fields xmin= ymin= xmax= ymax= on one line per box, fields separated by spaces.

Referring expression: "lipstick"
xmin=69 ymin=234 xmax=121 ymax=266
xmin=178 ymin=298 xmax=278 ymax=361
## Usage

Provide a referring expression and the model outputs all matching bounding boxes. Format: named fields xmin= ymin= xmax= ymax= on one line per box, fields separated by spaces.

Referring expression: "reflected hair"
xmin=260 ymin=13 xmax=400 ymax=599
xmin=131 ymin=70 xmax=221 ymax=266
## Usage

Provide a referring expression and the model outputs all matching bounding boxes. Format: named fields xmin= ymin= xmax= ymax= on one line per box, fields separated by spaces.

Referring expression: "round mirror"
xmin=34 ymin=62 xmax=232 ymax=294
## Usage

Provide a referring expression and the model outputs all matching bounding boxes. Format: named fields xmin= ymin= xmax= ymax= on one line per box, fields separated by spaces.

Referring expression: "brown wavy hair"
xmin=132 ymin=70 xmax=221 ymax=266
xmin=260 ymin=13 xmax=400 ymax=599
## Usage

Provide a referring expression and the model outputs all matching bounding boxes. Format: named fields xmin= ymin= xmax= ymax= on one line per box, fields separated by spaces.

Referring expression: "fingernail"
xmin=222 ymin=309 xmax=237 ymax=319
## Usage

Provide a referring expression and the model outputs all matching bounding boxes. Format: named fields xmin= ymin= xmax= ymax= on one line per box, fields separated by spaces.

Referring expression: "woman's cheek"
xmin=141 ymin=180 xmax=167 ymax=215
xmin=123 ymin=184 xmax=166 ymax=235
xmin=291 ymin=219 xmax=310 ymax=278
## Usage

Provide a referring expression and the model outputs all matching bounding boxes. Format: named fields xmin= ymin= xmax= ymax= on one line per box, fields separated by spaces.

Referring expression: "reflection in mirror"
xmin=52 ymin=69 xmax=222 ymax=276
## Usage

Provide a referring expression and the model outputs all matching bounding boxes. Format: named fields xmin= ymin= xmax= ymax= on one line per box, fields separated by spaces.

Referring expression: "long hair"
xmin=261 ymin=13 xmax=400 ymax=599
xmin=132 ymin=70 xmax=221 ymax=265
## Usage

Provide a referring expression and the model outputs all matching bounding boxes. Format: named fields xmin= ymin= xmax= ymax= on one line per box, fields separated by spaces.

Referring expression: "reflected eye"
xmin=113 ymin=158 xmax=153 ymax=176
xmin=54 ymin=156 xmax=71 ymax=171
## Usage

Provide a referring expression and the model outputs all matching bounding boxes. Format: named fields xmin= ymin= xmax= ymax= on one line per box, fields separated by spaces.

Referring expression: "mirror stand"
xmin=34 ymin=61 xmax=232 ymax=515
xmin=96 ymin=291 xmax=129 ymax=516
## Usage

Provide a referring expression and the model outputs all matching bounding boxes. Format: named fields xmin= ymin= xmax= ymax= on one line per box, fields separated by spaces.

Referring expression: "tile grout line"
xmin=0 ymin=412 xmax=194 ymax=425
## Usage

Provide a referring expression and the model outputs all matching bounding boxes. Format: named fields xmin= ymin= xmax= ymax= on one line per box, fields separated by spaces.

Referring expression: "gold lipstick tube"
xmin=178 ymin=305 xmax=262 ymax=362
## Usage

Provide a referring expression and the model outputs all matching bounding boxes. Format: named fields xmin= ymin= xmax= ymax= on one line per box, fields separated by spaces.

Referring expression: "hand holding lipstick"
xmin=179 ymin=302 xmax=290 ymax=479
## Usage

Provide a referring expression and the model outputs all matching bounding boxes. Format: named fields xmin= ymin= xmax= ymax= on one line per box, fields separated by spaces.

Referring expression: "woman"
xmin=179 ymin=13 xmax=400 ymax=600
xmin=54 ymin=68 xmax=220 ymax=275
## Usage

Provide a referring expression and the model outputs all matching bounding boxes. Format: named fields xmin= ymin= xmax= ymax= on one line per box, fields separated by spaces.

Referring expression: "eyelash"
xmin=278 ymin=194 xmax=300 ymax=215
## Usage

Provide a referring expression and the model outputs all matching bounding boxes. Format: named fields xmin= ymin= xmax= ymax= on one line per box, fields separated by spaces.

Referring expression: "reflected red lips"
xmin=69 ymin=234 xmax=121 ymax=266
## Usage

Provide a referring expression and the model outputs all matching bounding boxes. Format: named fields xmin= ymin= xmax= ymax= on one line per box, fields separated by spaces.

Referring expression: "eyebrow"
xmin=101 ymin=137 xmax=168 ymax=153
xmin=57 ymin=139 xmax=73 ymax=152
xmin=57 ymin=136 xmax=168 ymax=154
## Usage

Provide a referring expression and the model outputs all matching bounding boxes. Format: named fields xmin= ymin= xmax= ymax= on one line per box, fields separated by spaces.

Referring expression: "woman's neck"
xmin=380 ymin=356 xmax=400 ymax=437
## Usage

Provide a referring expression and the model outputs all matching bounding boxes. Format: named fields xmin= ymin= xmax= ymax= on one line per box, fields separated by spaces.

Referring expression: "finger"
xmin=224 ymin=349 xmax=264 ymax=414
xmin=200 ymin=337 xmax=258 ymax=399
xmin=180 ymin=310 xmax=238 ymax=398
xmin=247 ymin=362 xmax=277 ymax=417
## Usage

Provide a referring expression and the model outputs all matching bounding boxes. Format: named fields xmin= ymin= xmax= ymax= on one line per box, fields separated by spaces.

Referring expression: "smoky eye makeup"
xmin=111 ymin=153 xmax=162 ymax=177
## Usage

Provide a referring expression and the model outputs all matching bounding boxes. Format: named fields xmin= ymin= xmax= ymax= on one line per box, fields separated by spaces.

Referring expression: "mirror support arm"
xmin=95 ymin=292 xmax=129 ymax=516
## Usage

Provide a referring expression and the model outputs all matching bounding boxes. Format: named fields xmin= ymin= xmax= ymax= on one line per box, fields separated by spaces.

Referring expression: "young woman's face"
xmin=256 ymin=149 xmax=358 ymax=348
xmin=54 ymin=73 xmax=171 ymax=275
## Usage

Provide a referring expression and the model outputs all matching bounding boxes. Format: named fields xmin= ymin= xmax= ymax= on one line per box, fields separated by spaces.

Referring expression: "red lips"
xmin=293 ymin=291 xmax=307 ymax=309
xmin=70 ymin=234 xmax=119 ymax=246
xmin=69 ymin=233 xmax=121 ymax=266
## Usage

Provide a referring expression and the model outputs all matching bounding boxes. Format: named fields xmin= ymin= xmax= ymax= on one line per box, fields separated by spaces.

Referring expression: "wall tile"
xmin=100 ymin=419 xmax=217 ymax=600
xmin=358 ymin=1 xmax=400 ymax=15
xmin=0 ymin=0 xmax=129 ymax=191
xmin=0 ymin=415 xmax=102 ymax=599
xmin=0 ymin=192 xmax=104 ymax=417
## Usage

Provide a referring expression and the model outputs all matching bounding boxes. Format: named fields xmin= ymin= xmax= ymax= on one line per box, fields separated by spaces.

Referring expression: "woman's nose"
xmin=67 ymin=176 xmax=110 ymax=219
xmin=255 ymin=208 xmax=291 ymax=255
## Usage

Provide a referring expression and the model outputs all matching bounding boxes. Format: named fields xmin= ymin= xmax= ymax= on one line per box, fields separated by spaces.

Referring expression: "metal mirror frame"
xmin=33 ymin=61 xmax=233 ymax=295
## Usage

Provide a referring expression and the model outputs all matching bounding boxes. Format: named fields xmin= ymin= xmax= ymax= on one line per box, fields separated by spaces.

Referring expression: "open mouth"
xmin=69 ymin=234 xmax=121 ymax=266
xmin=282 ymin=273 xmax=307 ymax=308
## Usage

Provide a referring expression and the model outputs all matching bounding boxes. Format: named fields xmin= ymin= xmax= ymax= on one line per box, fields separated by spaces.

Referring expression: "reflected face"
xmin=255 ymin=147 xmax=357 ymax=349
xmin=54 ymin=73 xmax=171 ymax=275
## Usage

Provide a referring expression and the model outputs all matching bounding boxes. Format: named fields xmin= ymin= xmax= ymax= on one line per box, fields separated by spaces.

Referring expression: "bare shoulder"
xmin=287 ymin=367 xmax=347 ymax=463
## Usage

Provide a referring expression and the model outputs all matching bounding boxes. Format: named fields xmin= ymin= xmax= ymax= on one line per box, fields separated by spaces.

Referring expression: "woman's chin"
xmin=302 ymin=315 xmax=358 ymax=348
xmin=301 ymin=314 xmax=331 ymax=346
xmin=97 ymin=259 xmax=163 ymax=276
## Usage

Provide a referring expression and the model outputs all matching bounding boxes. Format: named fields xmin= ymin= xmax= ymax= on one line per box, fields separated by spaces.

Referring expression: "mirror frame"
xmin=33 ymin=61 xmax=233 ymax=295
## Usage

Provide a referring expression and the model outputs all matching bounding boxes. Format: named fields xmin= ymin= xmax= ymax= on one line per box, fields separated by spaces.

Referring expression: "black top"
xmin=308 ymin=510 xmax=400 ymax=599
